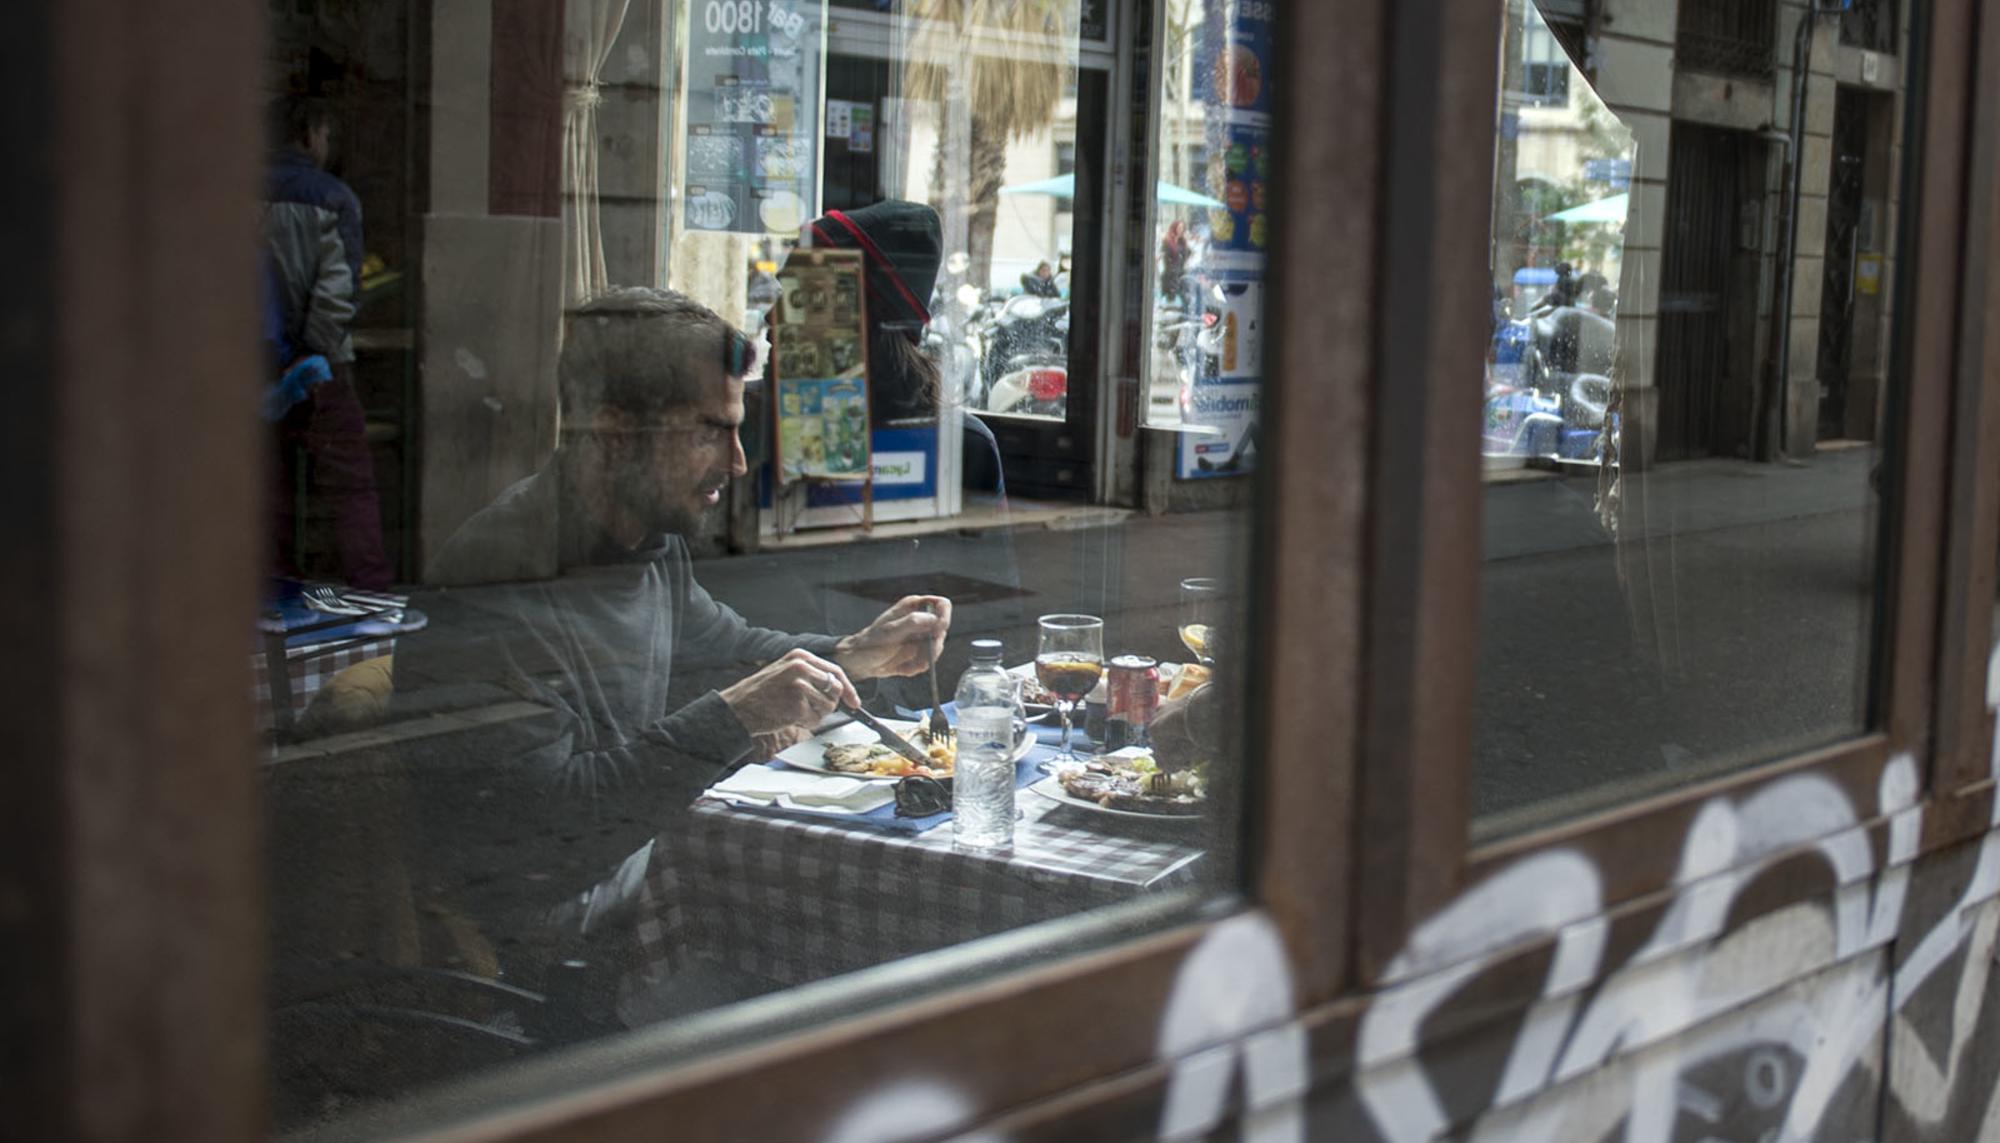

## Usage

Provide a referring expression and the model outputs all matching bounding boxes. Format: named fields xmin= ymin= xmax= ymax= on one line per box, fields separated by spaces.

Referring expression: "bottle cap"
xmin=969 ymin=638 xmax=1004 ymax=658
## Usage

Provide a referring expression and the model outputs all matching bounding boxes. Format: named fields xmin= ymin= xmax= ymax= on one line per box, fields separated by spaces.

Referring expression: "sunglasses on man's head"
xmin=722 ymin=330 xmax=757 ymax=378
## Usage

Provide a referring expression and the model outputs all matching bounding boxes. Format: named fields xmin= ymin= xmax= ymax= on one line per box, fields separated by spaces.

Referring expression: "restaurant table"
xmin=633 ymin=740 xmax=1208 ymax=987
xmin=252 ymin=585 xmax=415 ymax=734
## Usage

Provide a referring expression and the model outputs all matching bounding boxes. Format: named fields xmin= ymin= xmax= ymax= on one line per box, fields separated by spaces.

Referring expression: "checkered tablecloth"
xmin=251 ymin=587 xmax=410 ymax=733
xmin=634 ymin=785 xmax=1207 ymax=986
xmin=251 ymin=635 xmax=395 ymax=732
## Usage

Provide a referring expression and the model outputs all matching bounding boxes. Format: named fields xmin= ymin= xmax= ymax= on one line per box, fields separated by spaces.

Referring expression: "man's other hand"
xmin=720 ymin=649 xmax=861 ymax=736
xmin=1148 ymin=685 xmax=1218 ymax=774
xmin=834 ymin=595 xmax=953 ymax=679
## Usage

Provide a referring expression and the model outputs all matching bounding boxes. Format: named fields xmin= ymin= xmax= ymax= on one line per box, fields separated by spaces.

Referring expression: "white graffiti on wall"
xmin=1155 ymin=914 xmax=1308 ymax=1143
xmin=1353 ymin=643 xmax=2000 ymax=1141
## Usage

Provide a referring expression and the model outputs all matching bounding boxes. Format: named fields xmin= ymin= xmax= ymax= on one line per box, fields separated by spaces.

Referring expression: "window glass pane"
xmin=259 ymin=0 xmax=1257 ymax=1128
xmin=1473 ymin=0 xmax=1904 ymax=839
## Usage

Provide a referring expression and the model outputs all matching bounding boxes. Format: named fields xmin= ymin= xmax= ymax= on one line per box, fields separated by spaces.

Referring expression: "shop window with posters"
xmin=256 ymin=0 xmax=1261 ymax=1131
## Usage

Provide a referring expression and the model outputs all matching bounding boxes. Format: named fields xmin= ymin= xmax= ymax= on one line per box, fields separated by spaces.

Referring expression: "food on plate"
xmin=1018 ymin=673 xmax=1056 ymax=706
xmin=823 ymin=729 xmax=955 ymax=778
xmin=1057 ymin=753 xmax=1205 ymax=816
xmin=1164 ymin=662 xmax=1211 ymax=701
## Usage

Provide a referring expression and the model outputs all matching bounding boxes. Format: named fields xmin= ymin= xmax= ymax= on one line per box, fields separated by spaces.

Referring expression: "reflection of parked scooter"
xmin=980 ymin=292 xmax=1070 ymax=417
xmin=921 ymin=253 xmax=990 ymax=407
xmin=1485 ymin=301 xmax=1618 ymax=462
xmin=1150 ymin=285 xmax=1226 ymax=423
xmin=1522 ymin=303 xmax=1615 ymax=389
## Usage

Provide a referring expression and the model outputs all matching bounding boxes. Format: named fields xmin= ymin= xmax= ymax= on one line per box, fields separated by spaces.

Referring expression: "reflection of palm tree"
xmin=903 ymin=0 xmax=1070 ymax=288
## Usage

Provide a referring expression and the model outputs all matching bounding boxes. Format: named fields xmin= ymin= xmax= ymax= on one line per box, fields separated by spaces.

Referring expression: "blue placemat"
xmin=257 ymin=583 xmax=424 ymax=648
xmin=735 ymin=745 xmax=1054 ymax=834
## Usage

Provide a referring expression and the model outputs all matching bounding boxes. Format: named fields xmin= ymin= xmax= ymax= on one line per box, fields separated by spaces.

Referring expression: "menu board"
xmin=1179 ymin=0 xmax=1273 ymax=480
xmin=682 ymin=0 xmax=826 ymax=235
xmin=772 ymin=250 xmax=871 ymax=482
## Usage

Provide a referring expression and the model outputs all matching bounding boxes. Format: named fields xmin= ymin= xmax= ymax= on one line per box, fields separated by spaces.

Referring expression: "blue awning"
xmin=999 ymin=173 xmax=1226 ymax=210
xmin=1544 ymin=192 xmax=1628 ymax=224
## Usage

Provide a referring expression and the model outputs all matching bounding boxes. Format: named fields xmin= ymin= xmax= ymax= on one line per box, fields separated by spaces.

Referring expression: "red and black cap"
xmin=805 ymin=200 xmax=941 ymax=343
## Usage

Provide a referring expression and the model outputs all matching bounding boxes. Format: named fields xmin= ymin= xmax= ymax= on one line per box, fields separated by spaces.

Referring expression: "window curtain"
xmin=563 ymin=0 xmax=631 ymax=308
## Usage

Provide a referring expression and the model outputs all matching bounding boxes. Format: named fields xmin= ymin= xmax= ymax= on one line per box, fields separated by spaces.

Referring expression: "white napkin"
xmin=709 ymin=765 xmax=894 ymax=814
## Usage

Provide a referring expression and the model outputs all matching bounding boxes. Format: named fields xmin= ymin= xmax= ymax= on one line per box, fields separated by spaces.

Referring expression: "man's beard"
xmin=613 ymin=465 xmax=727 ymax=539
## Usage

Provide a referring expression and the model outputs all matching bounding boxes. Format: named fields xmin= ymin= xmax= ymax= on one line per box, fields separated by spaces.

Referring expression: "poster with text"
xmin=683 ymin=0 xmax=825 ymax=235
xmin=773 ymin=252 xmax=870 ymax=481
xmin=1179 ymin=0 xmax=1272 ymax=477
xmin=1193 ymin=0 xmax=1273 ymax=274
xmin=848 ymin=104 xmax=874 ymax=153
xmin=1178 ymin=272 xmax=1264 ymax=478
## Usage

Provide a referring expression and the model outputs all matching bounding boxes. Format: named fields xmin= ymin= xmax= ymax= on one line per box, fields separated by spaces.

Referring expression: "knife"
xmin=838 ymin=703 xmax=933 ymax=767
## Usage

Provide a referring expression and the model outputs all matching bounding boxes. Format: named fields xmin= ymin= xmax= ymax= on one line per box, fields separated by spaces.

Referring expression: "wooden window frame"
xmin=4 ymin=1 xmax=268 ymax=1140
xmin=1930 ymin=0 xmax=2000 ymax=812
xmin=13 ymin=0 xmax=1383 ymax=1139
xmin=31 ymin=0 xmax=1999 ymax=1135
xmin=1352 ymin=0 xmax=2000 ymax=983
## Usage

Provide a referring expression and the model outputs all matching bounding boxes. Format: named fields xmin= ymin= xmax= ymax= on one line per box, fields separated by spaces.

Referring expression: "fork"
xmin=302 ymin=584 xmax=370 ymax=617
xmin=924 ymin=601 xmax=951 ymax=744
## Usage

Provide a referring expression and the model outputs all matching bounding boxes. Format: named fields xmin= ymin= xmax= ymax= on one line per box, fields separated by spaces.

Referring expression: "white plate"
xmin=706 ymin=765 xmax=896 ymax=816
xmin=773 ymin=717 xmax=1032 ymax=780
xmin=1026 ymin=774 xmax=1206 ymax=822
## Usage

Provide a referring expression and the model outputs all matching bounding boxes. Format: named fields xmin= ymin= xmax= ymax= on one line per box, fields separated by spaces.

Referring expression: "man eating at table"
xmin=383 ymin=288 xmax=951 ymax=971
xmin=419 ymin=287 xmax=949 ymax=768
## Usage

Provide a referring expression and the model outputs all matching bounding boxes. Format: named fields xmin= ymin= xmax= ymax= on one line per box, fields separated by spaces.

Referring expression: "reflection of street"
xmin=1475 ymin=448 xmax=1880 ymax=835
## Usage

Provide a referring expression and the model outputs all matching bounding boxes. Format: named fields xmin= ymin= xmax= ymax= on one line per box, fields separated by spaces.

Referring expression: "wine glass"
xmin=1035 ymin=614 xmax=1105 ymax=769
xmin=1179 ymin=578 xmax=1219 ymax=666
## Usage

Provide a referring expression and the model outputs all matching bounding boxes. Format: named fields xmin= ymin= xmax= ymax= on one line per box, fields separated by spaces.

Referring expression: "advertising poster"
xmin=683 ymin=0 xmax=825 ymax=235
xmin=1180 ymin=0 xmax=1273 ymax=479
xmin=825 ymin=98 xmax=853 ymax=138
xmin=773 ymin=252 xmax=871 ymax=481
xmin=1179 ymin=274 xmax=1263 ymax=476
xmin=848 ymin=104 xmax=875 ymax=153
xmin=1192 ymin=0 xmax=1272 ymax=273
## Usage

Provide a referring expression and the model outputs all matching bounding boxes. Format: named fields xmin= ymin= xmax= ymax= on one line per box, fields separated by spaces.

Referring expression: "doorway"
xmin=1656 ymin=124 xmax=1765 ymax=460
xmin=824 ymin=55 xmax=891 ymax=211
xmin=1815 ymin=87 xmax=1893 ymax=442
xmin=978 ymin=65 xmax=1111 ymax=501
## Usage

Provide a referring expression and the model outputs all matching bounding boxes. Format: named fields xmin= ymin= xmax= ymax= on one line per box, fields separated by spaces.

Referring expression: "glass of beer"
xmin=1179 ymin=578 xmax=1219 ymax=665
xmin=1036 ymin=614 xmax=1105 ymax=767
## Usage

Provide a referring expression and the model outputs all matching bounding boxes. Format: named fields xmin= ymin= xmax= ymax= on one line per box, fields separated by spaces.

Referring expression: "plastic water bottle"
xmin=953 ymin=639 xmax=1021 ymax=852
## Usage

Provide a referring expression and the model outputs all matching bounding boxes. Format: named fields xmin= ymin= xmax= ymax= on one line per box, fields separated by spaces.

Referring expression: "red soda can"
xmin=1106 ymin=654 xmax=1161 ymax=735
